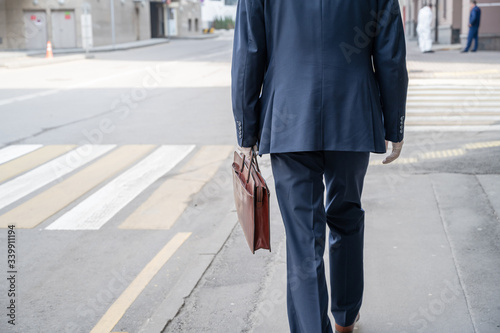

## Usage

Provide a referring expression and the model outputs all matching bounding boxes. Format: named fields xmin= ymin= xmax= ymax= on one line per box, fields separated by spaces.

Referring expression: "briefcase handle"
xmin=240 ymin=149 xmax=260 ymax=184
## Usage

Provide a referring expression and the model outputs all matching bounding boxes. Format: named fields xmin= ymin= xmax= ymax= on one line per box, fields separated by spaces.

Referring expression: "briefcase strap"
xmin=252 ymin=150 xmax=261 ymax=173
xmin=240 ymin=149 xmax=261 ymax=184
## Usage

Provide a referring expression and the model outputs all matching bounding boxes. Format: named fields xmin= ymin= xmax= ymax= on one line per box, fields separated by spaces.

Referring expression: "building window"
xmin=195 ymin=18 xmax=199 ymax=32
xmin=188 ymin=18 xmax=192 ymax=31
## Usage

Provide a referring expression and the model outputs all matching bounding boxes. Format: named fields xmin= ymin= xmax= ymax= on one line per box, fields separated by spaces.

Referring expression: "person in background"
xmin=462 ymin=1 xmax=481 ymax=53
xmin=232 ymin=0 xmax=408 ymax=332
xmin=417 ymin=3 xmax=434 ymax=53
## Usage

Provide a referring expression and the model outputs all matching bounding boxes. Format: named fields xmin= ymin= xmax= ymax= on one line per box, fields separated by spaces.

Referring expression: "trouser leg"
xmin=271 ymin=152 xmax=332 ymax=333
xmin=324 ymin=151 xmax=370 ymax=327
xmin=465 ymin=29 xmax=474 ymax=51
xmin=472 ymin=29 xmax=479 ymax=51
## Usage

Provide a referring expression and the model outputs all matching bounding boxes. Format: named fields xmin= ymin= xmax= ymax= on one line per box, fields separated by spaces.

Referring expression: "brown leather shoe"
xmin=334 ymin=313 xmax=360 ymax=333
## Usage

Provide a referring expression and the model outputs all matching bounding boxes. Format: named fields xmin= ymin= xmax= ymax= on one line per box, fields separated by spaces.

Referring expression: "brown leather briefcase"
xmin=232 ymin=150 xmax=271 ymax=254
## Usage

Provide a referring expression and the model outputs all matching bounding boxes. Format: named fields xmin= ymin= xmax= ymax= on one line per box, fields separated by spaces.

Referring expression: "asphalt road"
xmin=0 ymin=31 xmax=499 ymax=333
xmin=0 ymin=32 xmax=239 ymax=333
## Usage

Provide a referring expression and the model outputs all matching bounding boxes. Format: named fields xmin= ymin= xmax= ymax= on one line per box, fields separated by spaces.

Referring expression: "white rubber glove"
xmin=383 ymin=140 xmax=404 ymax=164
xmin=238 ymin=145 xmax=258 ymax=162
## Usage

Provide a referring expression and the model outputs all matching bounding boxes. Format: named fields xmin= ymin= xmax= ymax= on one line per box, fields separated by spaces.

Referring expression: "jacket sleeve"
xmin=231 ymin=0 xmax=267 ymax=148
xmin=372 ymin=0 xmax=408 ymax=143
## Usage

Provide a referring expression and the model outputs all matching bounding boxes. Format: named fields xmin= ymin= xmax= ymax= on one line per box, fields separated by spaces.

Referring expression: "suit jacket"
xmin=470 ymin=6 xmax=481 ymax=28
xmin=231 ymin=0 xmax=408 ymax=154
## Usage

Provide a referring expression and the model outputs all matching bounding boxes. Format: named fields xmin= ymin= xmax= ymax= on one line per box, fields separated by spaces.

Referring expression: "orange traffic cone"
xmin=46 ymin=41 xmax=53 ymax=59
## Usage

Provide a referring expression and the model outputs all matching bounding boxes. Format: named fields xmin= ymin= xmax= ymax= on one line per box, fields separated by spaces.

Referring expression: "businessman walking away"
xmin=232 ymin=1 xmax=408 ymax=332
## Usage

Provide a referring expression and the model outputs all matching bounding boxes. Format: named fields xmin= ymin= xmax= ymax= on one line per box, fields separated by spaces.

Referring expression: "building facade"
xmin=399 ymin=0 xmax=500 ymax=50
xmin=150 ymin=0 xmax=202 ymax=38
xmin=0 ymin=0 xmax=152 ymax=50
xmin=0 ymin=0 xmax=202 ymax=51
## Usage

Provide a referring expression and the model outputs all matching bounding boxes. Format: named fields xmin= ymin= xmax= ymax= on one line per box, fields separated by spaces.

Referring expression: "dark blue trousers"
xmin=271 ymin=151 xmax=370 ymax=333
xmin=465 ymin=26 xmax=479 ymax=52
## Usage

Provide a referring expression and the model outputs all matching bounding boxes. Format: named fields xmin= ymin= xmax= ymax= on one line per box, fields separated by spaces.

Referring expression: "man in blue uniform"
xmin=462 ymin=1 xmax=481 ymax=52
xmin=232 ymin=1 xmax=408 ymax=332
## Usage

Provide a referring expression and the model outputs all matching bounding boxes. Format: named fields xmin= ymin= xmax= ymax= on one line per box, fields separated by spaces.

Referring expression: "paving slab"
xmin=430 ymin=174 xmax=500 ymax=333
xmin=361 ymin=173 xmax=475 ymax=333
xmin=166 ymin=162 xmax=500 ymax=332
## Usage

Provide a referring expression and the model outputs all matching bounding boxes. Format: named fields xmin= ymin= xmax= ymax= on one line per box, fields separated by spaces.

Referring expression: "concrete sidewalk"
xmin=165 ymin=131 xmax=500 ymax=333
xmin=406 ymin=40 xmax=500 ymax=79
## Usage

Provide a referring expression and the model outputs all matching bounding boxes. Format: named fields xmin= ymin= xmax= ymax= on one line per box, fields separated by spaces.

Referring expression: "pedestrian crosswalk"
xmin=0 ymin=144 xmax=234 ymax=230
xmin=406 ymin=84 xmax=500 ymax=131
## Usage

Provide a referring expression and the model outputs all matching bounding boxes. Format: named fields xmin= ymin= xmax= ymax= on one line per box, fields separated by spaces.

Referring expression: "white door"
xmin=51 ymin=11 xmax=77 ymax=48
xmin=24 ymin=11 xmax=48 ymax=50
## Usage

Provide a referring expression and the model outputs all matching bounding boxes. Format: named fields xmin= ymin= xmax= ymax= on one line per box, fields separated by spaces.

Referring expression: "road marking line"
xmin=407 ymin=111 xmax=500 ymax=116
xmin=464 ymin=141 xmax=500 ymax=149
xmin=0 ymin=145 xmax=75 ymax=184
xmin=0 ymin=69 xmax=144 ymax=107
xmin=0 ymin=145 xmax=156 ymax=229
xmin=408 ymin=85 xmax=500 ymax=89
xmin=406 ymin=125 xmax=500 ymax=132
xmin=119 ymin=145 xmax=233 ymax=230
xmin=433 ymin=69 xmax=500 ymax=77
xmin=0 ymin=145 xmax=115 ymax=211
xmin=408 ymin=100 xmax=500 ymax=107
xmin=46 ymin=145 xmax=195 ymax=230
xmin=370 ymin=141 xmax=500 ymax=166
xmin=406 ymin=120 xmax=497 ymax=126
xmin=90 ymin=232 xmax=191 ymax=333
xmin=369 ymin=157 xmax=419 ymax=166
xmin=0 ymin=144 xmax=43 ymax=165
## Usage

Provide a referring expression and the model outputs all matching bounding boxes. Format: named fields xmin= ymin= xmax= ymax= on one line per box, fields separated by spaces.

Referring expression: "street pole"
xmin=110 ymin=0 xmax=116 ymax=48
xmin=166 ymin=3 xmax=170 ymax=38
xmin=435 ymin=0 xmax=439 ymax=43
xmin=83 ymin=4 xmax=89 ymax=58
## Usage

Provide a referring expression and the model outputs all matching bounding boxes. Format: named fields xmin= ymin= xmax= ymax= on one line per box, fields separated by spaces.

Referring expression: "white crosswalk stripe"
xmin=0 ymin=144 xmax=43 ymax=165
xmin=0 ymin=145 xmax=115 ymax=210
xmin=406 ymin=84 xmax=500 ymax=131
xmin=46 ymin=145 xmax=195 ymax=230
xmin=0 ymin=144 xmax=234 ymax=230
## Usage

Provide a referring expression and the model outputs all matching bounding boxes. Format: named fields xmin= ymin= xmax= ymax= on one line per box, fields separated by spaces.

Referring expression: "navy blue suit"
xmin=231 ymin=0 xmax=408 ymax=154
xmin=464 ymin=6 xmax=481 ymax=52
xmin=231 ymin=1 xmax=408 ymax=331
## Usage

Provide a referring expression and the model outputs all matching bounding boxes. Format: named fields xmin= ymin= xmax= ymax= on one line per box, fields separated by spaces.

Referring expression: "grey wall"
xmin=91 ymin=0 xmax=151 ymax=46
xmin=177 ymin=0 xmax=201 ymax=36
xmin=0 ymin=0 xmax=151 ymax=50
xmin=0 ymin=0 xmax=6 ymax=49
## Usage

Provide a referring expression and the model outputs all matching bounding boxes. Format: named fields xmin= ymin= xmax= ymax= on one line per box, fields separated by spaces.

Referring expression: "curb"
xmin=169 ymin=34 xmax=220 ymax=40
xmin=137 ymin=210 xmax=238 ymax=333
xmin=0 ymin=38 xmax=171 ymax=69
xmin=0 ymin=54 xmax=86 ymax=69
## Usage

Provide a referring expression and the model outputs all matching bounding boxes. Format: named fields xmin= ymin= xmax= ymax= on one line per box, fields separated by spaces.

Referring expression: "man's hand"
xmin=382 ymin=140 xmax=404 ymax=164
xmin=238 ymin=145 xmax=258 ymax=161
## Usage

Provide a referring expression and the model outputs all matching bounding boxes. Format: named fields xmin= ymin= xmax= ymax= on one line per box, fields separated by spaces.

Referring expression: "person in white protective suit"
xmin=417 ymin=3 xmax=434 ymax=53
